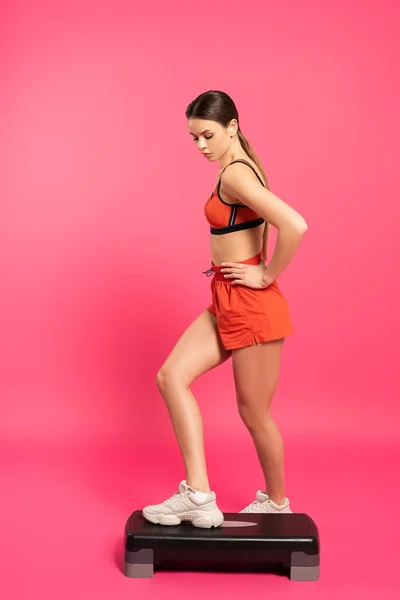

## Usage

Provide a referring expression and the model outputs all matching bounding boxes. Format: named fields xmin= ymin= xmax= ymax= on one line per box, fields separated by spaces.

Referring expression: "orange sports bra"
xmin=204 ymin=159 xmax=266 ymax=235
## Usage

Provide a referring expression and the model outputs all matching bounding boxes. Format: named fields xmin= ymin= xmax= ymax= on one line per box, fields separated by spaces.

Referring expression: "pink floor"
xmin=2 ymin=438 xmax=399 ymax=599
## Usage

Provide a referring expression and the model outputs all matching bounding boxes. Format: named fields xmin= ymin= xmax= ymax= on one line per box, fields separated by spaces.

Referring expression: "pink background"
xmin=1 ymin=0 xmax=399 ymax=598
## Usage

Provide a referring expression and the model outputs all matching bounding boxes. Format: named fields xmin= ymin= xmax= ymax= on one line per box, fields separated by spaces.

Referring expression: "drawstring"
xmin=202 ymin=267 xmax=214 ymax=277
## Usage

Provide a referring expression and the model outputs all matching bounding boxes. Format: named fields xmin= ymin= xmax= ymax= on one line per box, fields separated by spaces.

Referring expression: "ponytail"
xmin=237 ymin=129 xmax=270 ymax=261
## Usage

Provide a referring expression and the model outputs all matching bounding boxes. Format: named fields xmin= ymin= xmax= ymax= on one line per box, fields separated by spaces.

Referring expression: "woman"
xmin=142 ymin=90 xmax=308 ymax=528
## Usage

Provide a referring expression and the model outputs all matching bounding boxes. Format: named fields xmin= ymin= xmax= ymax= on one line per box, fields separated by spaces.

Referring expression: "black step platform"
xmin=123 ymin=511 xmax=320 ymax=581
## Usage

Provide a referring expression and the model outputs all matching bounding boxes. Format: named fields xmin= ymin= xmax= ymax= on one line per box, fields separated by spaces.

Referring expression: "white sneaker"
xmin=239 ymin=490 xmax=292 ymax=513
xmin=142 ymin=480 xmax=224 ymax=528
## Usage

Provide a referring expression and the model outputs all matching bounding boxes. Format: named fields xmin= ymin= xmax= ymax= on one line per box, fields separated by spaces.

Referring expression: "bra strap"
xmin=220 ymin=159 xmax=266 ymax=187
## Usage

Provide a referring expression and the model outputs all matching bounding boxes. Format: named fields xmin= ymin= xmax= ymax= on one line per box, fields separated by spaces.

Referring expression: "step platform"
xmin=123 ymin=511 xmax=320 ymax=580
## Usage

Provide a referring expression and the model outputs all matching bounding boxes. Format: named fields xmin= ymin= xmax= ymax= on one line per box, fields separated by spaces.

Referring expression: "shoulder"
xmin=221 ymin=160 xmax=264 ymax=196
xmin=222 ymin=160 xmax=264 ymax=186
xmin=218 ymin=159 xmax=264 ymax=205
xmin=221 ymin=161 xmax=278 ymax=218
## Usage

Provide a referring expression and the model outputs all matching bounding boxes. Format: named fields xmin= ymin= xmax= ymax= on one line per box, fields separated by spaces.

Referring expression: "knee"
xmin=156 ymin=366 xmax=171 ymax=390
xmin=156 ymin=365 xmax=186 ymax=390
xmin=237 ymin=398 xmax=272 ymax=432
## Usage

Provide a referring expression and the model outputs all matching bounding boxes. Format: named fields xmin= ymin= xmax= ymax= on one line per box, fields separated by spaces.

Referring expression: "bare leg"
xmin=232 ymin=338 xmax=286 ymax=504
xmin=156 ymin=310 xmax=231 ymax=492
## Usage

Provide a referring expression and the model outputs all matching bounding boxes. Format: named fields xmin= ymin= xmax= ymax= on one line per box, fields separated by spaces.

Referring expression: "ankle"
xmin=186 ymin=480 xmax=211 ymax=493
xmin=267 ymin=494 xmax=286 ymax=506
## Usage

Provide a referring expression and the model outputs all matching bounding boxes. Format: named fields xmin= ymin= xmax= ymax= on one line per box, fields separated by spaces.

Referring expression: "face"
xmin=188 ymin=118 xmax=237 ymax=161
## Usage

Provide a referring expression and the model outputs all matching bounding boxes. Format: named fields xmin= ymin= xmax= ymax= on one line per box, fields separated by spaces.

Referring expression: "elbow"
xmin=274 ymin=216 xmax=308 ymax=236
xmin=294 ymin=218 xmax=308 ymax=236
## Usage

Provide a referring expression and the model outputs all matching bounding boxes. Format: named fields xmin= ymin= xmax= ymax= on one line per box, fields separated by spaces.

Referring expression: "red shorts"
xmin=205 ymin=252 xmax=294 ymax=350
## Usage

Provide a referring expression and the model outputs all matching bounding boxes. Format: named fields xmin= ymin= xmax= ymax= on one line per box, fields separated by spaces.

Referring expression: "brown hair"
xmin=186 ymin=90 xmax=271 ymax=260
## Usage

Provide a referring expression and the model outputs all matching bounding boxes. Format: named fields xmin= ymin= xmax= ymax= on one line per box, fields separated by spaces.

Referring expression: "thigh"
xmin=232 ymin=338 xmax=285 ymax=413
xmin=158 ymin=310 xmax=232 ymax=386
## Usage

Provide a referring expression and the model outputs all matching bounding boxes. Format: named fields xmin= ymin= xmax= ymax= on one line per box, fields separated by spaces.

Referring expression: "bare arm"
xmin=222 ymin=164 xmax=308 ymax=282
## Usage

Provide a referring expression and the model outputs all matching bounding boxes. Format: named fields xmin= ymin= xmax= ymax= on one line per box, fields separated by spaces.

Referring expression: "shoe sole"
xmin=142 ymin=507 xmax=224 ymax=528
xmin=239 ymin=508 xmax=292 ymax=514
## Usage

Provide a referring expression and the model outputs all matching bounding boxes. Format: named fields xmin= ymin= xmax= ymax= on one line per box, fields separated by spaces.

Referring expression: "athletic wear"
xmin=239 ymin=490 xmax=292 ymax=513
xmin=204 ymin=159 xmax=266 ymax=235
xmin=204 ymin=252 xmax=294 ymax=350
xmin=142 ymin=480 xmax=224 ymax=528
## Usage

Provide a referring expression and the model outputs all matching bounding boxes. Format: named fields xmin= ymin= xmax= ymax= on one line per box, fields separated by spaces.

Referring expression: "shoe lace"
xmin=164 ymin=491 xmax=191 ymax=506
xmin=242 ymin=500 xmax=270 ymax=513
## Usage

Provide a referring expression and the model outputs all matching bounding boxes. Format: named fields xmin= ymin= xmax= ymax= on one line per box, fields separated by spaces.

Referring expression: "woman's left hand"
xmin=220 ymin=262 xmax=273 ymax=289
